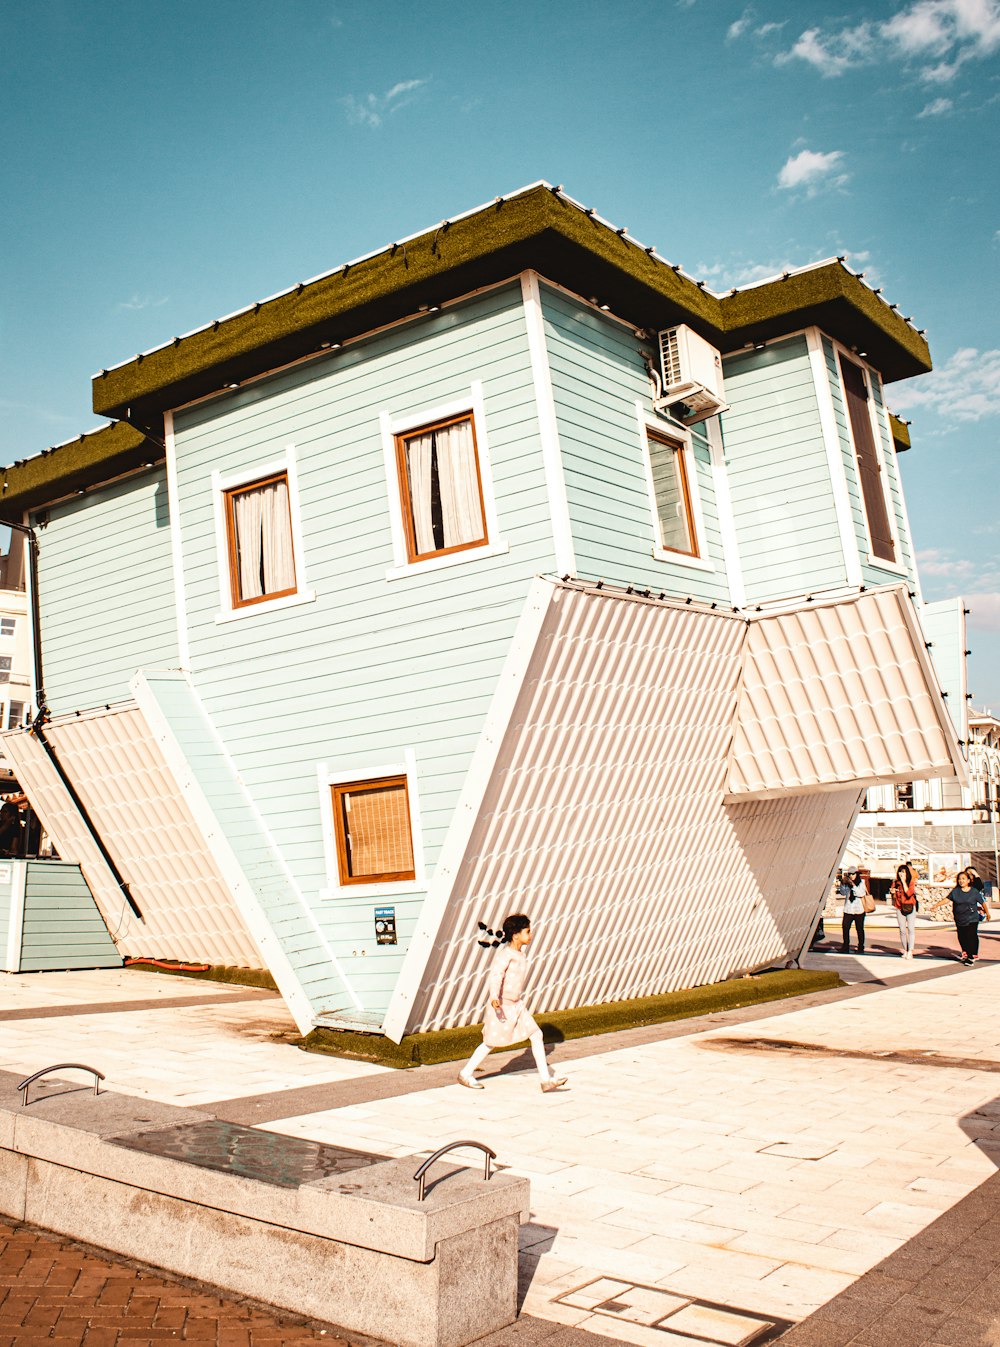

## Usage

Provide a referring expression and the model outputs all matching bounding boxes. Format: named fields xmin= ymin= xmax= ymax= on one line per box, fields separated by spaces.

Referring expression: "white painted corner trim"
xmin=520 ymin=272 xmax=576 ymax=576
xmin=4 ymin=862 xmax=25 ymax=972
xmin=707 ymin=416 xmax=745 ymax=608
xmin=163 ymin=412 xmax=191 ymax=669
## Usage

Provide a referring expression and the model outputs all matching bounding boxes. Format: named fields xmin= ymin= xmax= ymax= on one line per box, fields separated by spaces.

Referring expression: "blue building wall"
xmin=721 ymin=336 xmax=847 ymax=603
xmin=170 ymin=283 xmax=556 ymax=1013
xmin=540 ymin=283 xmax=731 ymax=604
xmin=32 ymin=471 xmax=177 ymax=715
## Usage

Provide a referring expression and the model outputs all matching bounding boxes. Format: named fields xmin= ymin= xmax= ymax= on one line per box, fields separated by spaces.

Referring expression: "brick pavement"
xmin=0 ymin=1217 xmax=352 ymax=1347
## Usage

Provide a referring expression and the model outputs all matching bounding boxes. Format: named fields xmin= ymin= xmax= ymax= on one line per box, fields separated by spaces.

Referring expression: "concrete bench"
xmin=0 ymin=1070 xmax=528 ymax=1347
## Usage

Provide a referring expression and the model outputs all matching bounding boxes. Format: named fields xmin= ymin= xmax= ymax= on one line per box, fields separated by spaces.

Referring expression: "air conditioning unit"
xmin=654 ymin=325 xmax=728 ymax=425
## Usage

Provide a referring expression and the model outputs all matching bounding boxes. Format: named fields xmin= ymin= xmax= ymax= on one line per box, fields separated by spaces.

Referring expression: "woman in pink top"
xmin=458 ymin=914 xmax=568 ymax=1093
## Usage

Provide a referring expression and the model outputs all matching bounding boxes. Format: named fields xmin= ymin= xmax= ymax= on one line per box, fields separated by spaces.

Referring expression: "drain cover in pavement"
xmin=113 ymin=1120 xmax=386 ymax=1188
xmin=557 ymin=1277 xmax=791 ymax=1344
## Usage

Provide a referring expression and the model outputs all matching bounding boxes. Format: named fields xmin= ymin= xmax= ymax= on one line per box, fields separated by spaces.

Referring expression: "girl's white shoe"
xmin=541 ymin=1076 xmax=568 ymax=1092
xmin=457 ymin=1072 xmax=484 ymax=1090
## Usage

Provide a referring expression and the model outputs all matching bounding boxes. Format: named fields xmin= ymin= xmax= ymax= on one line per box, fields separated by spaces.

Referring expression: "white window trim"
xmin=318 ymin=749 xmax=426 ymax=899
xmin=829 ymin=339 xmax=908 ymax=577
xmin=636 ymin=406 xmax=714 ymax=573
xmin=379 ymin=383 xmax=507 ymax=580
xmin=211 ymin=444 xmax=315 ymax=623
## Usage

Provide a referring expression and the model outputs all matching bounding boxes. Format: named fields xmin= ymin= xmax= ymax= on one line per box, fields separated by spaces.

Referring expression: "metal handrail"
xmin=17 ymin=1063 xmax=105 ymax=1108
xmin=413 ymin=1140 xmax=497 ymax=1202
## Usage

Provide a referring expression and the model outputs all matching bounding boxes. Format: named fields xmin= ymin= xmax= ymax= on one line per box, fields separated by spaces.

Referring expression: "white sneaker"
xmin=457 ymin=1072 xmax=484 ymax=1090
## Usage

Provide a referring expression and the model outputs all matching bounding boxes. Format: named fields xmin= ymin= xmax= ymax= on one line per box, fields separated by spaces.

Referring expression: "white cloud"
xmin=117 ymin=295 xmax=168 ymax=312
xmin=917 ymin=547 xmax=980 ymax=578
xmin=777 ymin=148 xmax=849 ymax=195
xmin=341 ymin=77 xmax=429 ymax=129
xmin=891 ymin=347 xmax=1000 ymax=421
xmin=917 ymin=95 xmax=955 ymax=113
xmin=777 ymin=0 xmax=1000 ymax=81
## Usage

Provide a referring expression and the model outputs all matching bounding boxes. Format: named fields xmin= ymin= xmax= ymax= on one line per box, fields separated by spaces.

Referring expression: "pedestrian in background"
xmin=947 ymin=869 xmax=987 ymax=966
xmin=841 ymin=870 xmax=867 ymax=953
xmin=891 ymin=862 xmax=918 ymax=959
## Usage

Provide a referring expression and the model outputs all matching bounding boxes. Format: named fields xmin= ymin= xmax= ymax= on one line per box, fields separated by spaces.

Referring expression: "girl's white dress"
xmin=482 ymin=945 xmax=540 ymax=1047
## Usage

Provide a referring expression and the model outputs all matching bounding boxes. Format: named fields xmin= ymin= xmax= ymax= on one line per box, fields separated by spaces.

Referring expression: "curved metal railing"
xmin=413 ymin=1139 xmax=497 ymax=1202
xmin=17 ymin=1063 xmax=105 ymax=1108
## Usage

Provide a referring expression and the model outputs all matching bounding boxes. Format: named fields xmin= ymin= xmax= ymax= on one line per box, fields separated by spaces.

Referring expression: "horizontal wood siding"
xmin=18 ymin=861 xmax=121 ymax=971
xmin=540 ymin=284 xmax=731 ymax=603
xmin=31 ymin=472 xmax=178 ymax=714
xmin=723 ymin=337 xmax=846 ymax=602
xmin=171 ymin=284 xmax=554 ymax=1016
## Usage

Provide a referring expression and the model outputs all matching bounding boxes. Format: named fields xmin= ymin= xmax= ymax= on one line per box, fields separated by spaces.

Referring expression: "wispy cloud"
xmin=917 ymin=547 xmax=980 ymax=579
xmin=118 ymin=294 xmax=168 ymax=312
xmin=341 ymin=77 xmax=429 ymax=129
xmin=771 ymin=0 xmax=1000 ymax=81
xmin=968 ymin=591 xmax=1000 ymax=633
xmin=917 ymin=95 xmax=954 ymax=114
xmin=777 ymin=148 xmax=849 ymax=196
xmin=891 ymin=347 xmax=1000 ymax=421
xmin=727 ymin=7 xmax=754 ymax=40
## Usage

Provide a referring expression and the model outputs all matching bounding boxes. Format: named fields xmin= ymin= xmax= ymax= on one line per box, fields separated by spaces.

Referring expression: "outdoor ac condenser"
xmin=654 ymin=325 xmax=729 ymax=425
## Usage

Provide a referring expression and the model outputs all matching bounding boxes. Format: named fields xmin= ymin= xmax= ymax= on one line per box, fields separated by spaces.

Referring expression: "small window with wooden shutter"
xmin=840 ymin=356 xmax=896 ymax=564
xmin=332 ymin=776 xmax=415 ymax=885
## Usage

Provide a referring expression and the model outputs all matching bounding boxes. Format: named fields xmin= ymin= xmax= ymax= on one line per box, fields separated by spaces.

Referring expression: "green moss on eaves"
xmin=889 ymin=412 xmax=912 ymax=451
xmin=0 ymin=422 xmax=154 ymax=516
xmin=299 ymin=968 xmax=842 ymax=1068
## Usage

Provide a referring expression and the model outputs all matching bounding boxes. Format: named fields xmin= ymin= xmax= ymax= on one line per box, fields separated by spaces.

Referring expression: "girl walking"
xmin=458 ymin=914 xmax=568 ymax=1093
xmin=891 ymin=862 xmax=918 ymax=959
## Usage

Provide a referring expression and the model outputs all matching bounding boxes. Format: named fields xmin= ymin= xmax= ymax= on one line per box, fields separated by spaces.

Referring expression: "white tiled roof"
xmin=728 ymin=587 xmax=967 ymax=799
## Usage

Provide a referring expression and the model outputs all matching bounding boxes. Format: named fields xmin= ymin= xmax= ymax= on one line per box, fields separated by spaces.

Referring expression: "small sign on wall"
xmin=374 ymin=906 xmax=397 ymax=945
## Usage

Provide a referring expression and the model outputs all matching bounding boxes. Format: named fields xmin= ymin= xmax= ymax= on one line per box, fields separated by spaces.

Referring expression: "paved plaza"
xmin=1 ymin=924 xmax=999 ymax=1345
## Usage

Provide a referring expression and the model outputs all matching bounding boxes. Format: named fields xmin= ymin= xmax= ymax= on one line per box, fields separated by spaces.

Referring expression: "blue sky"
xmin=2 ymin=0 xmax=998 ymax=706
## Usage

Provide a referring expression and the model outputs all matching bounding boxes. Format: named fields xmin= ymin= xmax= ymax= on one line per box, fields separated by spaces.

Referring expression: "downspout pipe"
xmin=0 ymin=517 xmax=143 ymax=920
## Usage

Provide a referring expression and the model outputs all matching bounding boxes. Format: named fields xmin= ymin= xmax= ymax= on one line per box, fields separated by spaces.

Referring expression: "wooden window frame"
xmin=394 ymin=413 xmax=489 ymax=565
xmin=223 ymin=470 xmax=298 ymax=610
xmin=647 ymin=429 xmax=700 ymax=560
xmin=331 ymin=775 xmax=416 ymax=887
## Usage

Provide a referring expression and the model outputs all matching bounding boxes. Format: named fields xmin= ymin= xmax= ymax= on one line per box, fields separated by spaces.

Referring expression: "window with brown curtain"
xmin=839 ymin=356 xmax=896 ymax=564
xmin=224 ymin=471 xmax=297 ymax=608
xmin=648 ymin=431 xmax=698 ymax=557
xmin=395 ymin=414 xmax=488 ymax=562
xmin=332 ymin=776 xmax=415 ymax=885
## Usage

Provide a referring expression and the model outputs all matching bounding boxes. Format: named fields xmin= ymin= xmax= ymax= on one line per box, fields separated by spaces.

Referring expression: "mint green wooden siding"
xmin=18 ymin=861 xmax=121 ymax=971
xmin=722 ymin=337 xmax=846 ymax=603
xmin=31 ymin=472 xmax=178 ymax=715
xmin=171 ymin=284 xmax=555 ymax=1016
xmin=540 ymin=285 xmax=731 ymax=603
xmin=823 ymin=337 xmax=916 ymax=589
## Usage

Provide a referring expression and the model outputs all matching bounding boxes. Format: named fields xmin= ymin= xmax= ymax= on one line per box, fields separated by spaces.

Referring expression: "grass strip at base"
xmin=298 ymin=968 xmax=843 ymax=1069
xmin=124 ymin=961 xmax=279 ymax=992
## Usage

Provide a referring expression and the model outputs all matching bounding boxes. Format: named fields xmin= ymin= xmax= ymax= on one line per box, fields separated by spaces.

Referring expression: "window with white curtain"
xmin=395 ymin=414 xmax=487 ymax=562
xmin=224 ymin=472 xmax=297 ymax=608
xmin=648 ymin=431 xmax=698 ymax=558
